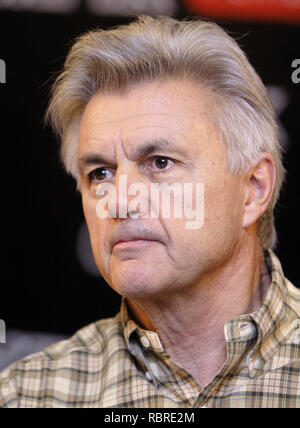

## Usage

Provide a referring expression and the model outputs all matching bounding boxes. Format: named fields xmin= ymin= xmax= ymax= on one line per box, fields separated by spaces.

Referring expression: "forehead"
xmin=78 ymin=79 xmax=217 ymax=156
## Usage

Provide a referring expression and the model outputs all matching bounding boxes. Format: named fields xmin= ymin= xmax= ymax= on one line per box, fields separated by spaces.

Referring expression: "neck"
xmin=127 ymin=237 xmax=269 ymax=387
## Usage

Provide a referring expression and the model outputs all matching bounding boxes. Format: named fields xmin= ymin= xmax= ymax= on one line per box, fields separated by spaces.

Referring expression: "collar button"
xmin=141 ymin=336 xmax=151 ymax=348
xmin=145 ymin=371 xmax=153 ymax=382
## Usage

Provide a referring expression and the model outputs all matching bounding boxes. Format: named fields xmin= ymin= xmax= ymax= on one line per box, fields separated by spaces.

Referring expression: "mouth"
xmin=113 ymin=238 xmax=157 ymax=250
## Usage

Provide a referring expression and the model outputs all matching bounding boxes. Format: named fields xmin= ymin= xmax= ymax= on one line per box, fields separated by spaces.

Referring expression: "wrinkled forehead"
xmin=78 ymin=79 xmax=218 ymax=156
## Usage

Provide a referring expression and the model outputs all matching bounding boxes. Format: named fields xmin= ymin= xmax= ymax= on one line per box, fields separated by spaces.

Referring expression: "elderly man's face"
xmin=78 ymin=79 xmax=247 ymax=300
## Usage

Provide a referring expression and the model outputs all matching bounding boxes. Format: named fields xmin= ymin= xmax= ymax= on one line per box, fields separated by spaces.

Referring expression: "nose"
xmin=108 ymin=163 xmax=149 ymax=219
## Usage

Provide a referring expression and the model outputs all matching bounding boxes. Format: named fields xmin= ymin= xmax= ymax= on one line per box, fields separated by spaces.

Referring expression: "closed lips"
xmin=114 ymin=238 xmax=154 ymax=245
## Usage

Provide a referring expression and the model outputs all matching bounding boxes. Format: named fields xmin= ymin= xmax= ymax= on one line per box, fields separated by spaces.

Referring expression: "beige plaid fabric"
xmin=0 ymin=250 xmax=299 ymax=408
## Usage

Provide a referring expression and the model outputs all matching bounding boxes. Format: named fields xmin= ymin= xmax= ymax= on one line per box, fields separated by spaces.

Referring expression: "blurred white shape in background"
xmin=0 ymin=0 xmax=80 ymax=13
xmin=86 ymin=0 xmax=179 ymax=16
xmin=76 ymin=221 xmax=100 ymax=277
xmin=0 ymin=329 xmax=68 ymax=370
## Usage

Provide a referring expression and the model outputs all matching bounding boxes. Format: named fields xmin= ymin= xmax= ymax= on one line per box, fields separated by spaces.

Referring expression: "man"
xmin=0 ymin=15 xmax=299 ymax=408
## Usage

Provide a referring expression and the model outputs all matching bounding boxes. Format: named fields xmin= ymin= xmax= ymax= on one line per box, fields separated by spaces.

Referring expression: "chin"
xmin=111 ymin=270 xmax=165 ymax=300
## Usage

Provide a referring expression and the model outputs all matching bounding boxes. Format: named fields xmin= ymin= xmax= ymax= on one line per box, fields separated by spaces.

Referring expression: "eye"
xmin=88 ymin=167 xmax=113 ymax=183
xmin=149 ymin=156 xmax=174 ymax=171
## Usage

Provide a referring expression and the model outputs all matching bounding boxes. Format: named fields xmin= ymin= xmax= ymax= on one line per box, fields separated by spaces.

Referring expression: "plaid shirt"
xmin=0 ymin=250 xmax=299 ymax=408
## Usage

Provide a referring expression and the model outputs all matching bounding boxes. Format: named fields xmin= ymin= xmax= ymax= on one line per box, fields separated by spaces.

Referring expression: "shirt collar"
xmin=224 ymin=249 xmax=299 ymax=374
xmin=251 ymin=249 xmax=287 ymax=338
xmin=121 ymin=249 xmax=298 ymax=367
xmin=121 ymin=297 xmax=165 ymax=354
xmin=250 ymin=249 xmax=299 ymax=364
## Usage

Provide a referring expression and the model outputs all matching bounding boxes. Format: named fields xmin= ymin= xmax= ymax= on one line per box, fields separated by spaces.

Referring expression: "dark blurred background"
xmin=0 ymin=0 xmax=299 ymax=365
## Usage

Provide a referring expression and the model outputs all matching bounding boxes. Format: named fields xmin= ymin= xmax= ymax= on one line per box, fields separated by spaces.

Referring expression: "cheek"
xmin=205 ymin=180 xmax=244 ymax=237
xmin=82 ymin=194 xmax=107 ymax=257
xmin=82 ymin=194 xmax=98 ymax=233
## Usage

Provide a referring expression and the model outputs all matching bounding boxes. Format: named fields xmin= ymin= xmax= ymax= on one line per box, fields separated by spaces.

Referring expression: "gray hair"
xmin=45 ymin=15 xmax=285 ymax=250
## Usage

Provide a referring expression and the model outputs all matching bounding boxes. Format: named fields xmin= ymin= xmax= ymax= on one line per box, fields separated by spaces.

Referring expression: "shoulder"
xmin=0 ymin=314 xmax=124 ymax=408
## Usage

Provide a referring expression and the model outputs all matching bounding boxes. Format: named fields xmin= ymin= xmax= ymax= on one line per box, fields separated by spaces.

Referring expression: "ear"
xmin=242 ymin=153 xmax=276 ymax=229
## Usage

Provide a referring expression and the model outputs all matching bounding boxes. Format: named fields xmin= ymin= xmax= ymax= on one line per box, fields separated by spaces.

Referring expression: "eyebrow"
xmin=78 ymin=153 xmax=108 ymax=172
xmin=78 ymin=139 xmax=179 ymax=172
